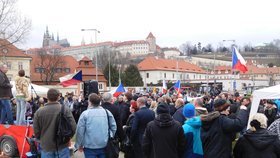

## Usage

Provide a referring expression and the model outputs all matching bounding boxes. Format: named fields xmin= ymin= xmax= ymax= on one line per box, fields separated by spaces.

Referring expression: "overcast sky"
xmin=17 ymin=0 xmax=280 ymax=49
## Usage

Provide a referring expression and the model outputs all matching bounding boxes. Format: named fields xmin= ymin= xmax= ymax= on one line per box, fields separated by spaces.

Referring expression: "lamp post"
xmin=81 ymin=29 xmax=100 ymax=83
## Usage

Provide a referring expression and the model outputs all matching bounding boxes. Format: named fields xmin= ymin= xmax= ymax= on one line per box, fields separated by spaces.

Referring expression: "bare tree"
xmin=0 ymin=0 xmax=31 ymax=47
xmin=36 ymin=48 xmax=65 ymax=85
xmin=179 ymin=41 xmax=192 ymax=56
xmin=98 ymin=46 xmax=126 ymax=71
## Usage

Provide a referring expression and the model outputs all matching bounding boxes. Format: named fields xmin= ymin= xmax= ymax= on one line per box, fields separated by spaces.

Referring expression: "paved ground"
xmin=72 ymin=151 xmax=124 ymax=158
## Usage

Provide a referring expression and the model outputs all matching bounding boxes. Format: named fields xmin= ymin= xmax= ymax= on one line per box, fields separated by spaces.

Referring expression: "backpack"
xmin=55 ymin=104 xmax=74 ymax=145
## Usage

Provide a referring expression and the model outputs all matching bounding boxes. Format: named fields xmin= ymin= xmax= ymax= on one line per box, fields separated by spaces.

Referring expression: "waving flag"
xmin=59 ymin=70 xmax=82 ymax=87
xmin=112 ymin=83 xmax=126 ymax=97
xmin=174 ymin=80 xmax=181 ymax=93
xmin=162 ymin=79 xmax=167 ymax=94
xmin=232 ymin=47 xmax=248 ymax=73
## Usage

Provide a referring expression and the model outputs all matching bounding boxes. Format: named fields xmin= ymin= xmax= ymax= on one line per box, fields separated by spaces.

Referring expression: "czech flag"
xmin=59 ymin=70 xmax=82 ymax=87
xmin=162 ymin=79 xmax=167 ymax=94
xmin=174 ymin=80 xmax=181 ymax=93
xmin=232 ymin=47 xmax=248 ymax=73
xmin=112 ymin=83 xmax=126 ymax=97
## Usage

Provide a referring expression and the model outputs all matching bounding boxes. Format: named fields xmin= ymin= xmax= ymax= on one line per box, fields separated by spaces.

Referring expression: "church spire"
xmin=46 ymin=26 xmax=49 ymax=37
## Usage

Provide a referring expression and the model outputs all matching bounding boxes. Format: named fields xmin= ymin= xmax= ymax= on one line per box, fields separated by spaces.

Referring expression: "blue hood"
xmin=185 ymin=116 xmax=201 ymax=129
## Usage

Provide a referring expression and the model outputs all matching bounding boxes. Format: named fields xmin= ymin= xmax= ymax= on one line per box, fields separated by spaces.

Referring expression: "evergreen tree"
xmin=103 ymin=64 xmax=119 ymax=86
xmin=122 ymin=64 xmax=143 ymax=86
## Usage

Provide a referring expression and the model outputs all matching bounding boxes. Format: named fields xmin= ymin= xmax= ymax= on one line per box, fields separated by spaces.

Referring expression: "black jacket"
xmin=131 ymin=107 xmax=155 ymax=144
xmin=200 ymin=109 xmax=249 ymax=158
xmin=102 ymin=102 xmax=124 ymax=141
xmin=172 ymin=106 xmax=185 ymax=125
xmin=265 ymin=106 xmax=278 ymax=127
xmin=119 ymin=101 xmax=131 ymax=126
xmin=0 ymin=70 xmax=12 ymax=99
xmin=142 ymin=114 xmax=186 ymax=158
xmin=233 ymin=129 xmax=280 ymax=158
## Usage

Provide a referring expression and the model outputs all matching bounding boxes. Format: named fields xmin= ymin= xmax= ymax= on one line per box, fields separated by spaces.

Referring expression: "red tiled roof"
xmin=29 ymin=54 xmax=79 ymax=84
xmin=0 ymin=39 xmax=31 ymax=58
xmin=138 ymin=57 xmax=206 ymax=73
xmin=215 ymin=66 xmax=232 ymax=71
xmin=146 ymin=32 xmax=155 ymax=39
xmin=241 ymin=65 xmax=280 ymax=74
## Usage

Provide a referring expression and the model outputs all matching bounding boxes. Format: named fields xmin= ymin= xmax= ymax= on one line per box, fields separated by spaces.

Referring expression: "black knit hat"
xmin=156 ymin=103 xmax=170 ymax=114
xmin=214 ymin=99 xmax=230 ymax=112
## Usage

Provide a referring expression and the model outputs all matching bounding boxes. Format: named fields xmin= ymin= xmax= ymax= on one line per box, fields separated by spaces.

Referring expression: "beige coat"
xmin=15 ymin=76 xmax=29 ymax=98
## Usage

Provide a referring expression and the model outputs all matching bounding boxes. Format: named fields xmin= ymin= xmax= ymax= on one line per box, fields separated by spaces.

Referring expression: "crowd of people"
xmin=1 ymin=63 xmax=280 ymax=158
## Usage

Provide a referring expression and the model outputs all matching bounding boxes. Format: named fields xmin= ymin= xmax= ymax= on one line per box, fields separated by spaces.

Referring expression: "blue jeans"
xmin=16 ymin=98 xmax=26 ymax=125
xmin=84 ymin=148 xmax=106 ymax=158
xmin=0 ymin=99 xmax=14 ymax=124
xmin=41 ymin=147 xmax=70 ymax=158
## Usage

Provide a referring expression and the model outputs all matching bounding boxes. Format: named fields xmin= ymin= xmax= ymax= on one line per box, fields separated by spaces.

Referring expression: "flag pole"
xmin=232 ymin=46 xmax=237 ymax=92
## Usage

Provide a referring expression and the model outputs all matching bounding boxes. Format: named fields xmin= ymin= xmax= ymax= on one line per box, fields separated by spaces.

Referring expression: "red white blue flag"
xmin=112 ymin=83 xmax=126 ymax=97
xmin=59 ymin=70 xmax=82 ymax=87
xmin=232 ymin=47 xmax=248 ymax=73
xmin=174 ymin=80 xmax=181 ymax=93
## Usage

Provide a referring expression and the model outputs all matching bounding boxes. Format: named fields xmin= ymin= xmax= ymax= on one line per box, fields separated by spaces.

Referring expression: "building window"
xmin=54 ymin=68 xmax=62 ymax=73
xmin=194 ymin=75 xmax=195 ymax=79
xmin=85 ymin=61 xmax=89 ymax=65
xmin=64 ymin=68 xmax=70 ymax=73
xmin=180 ymin=74 xmax=182 ymax=79
xmin=173 ymin=73 xmax=174 ymax=78
xmin=146 ymin=73 xmax=149 ymax=78
xmin=199 ymin=75 xmax=201 ymax=79
xmin=7 ymin=62 xmax=11 ymax=70
xmin=99 ymin=83 xmax=103 ymax=90
xmin=186 ymin=74 xmax=189 ymax=79
xmin=164 ymin=73 xmax=166 ymax=78
xmin=35 ymin=67 xmax=45 ymax=73
xmin=35 ymin=68 xmax=40 ymax=73
xmin=18 ymin=62 xmax=23 ymax=70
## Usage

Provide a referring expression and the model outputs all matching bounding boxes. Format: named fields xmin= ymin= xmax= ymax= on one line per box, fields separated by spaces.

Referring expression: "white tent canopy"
xmin=248 ymin=84 xmax=280 ymax=128
xmin=10 ymin=81 xmax=49 ymax=97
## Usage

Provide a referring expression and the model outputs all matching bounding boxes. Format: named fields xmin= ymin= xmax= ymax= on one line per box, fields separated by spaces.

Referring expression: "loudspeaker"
xmin=83 ymin=80 xmax=99 ymax=98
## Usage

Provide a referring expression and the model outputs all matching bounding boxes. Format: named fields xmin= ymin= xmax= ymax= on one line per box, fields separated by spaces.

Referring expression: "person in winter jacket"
xmin=194 ymin=98 xmax=208 ymax=116
xmin=122 ymin=100 xmax=138 ymax=158
xmin=200 ymin=99 xmax=249 ymax=158
xmin=268 ymin=118 xmax=280 ymax=140
xmin=120 ymin=93 xmax=132 ymax=126
xmin=264 ymin=99 xmax=278 ymax=126
xmin=0 ymin=64 xmax=14 ymax=125
xmin=173 ymin=98 xmax=185 ymax=125
xmin=15 ymin=70 xmax=30 ymax=125
xmin=131 ymin=97 xmax=155 ymax=158
xmin=233 ymin=113 xmax=280 ymax=158
xmin=142 ymin=103 xmax=186 ymax=158
xmin=182 ymin=103 xmax=203 ymax=158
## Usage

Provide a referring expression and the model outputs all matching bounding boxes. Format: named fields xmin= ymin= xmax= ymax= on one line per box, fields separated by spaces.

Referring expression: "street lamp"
xmin=81 ymin=29 xmax=100 ymax=83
